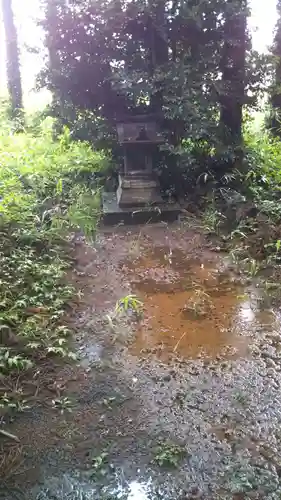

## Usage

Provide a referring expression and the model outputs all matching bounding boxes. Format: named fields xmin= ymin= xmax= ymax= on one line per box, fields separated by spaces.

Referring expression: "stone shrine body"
xmin=102 ymin=114 xmax=180 ymax=224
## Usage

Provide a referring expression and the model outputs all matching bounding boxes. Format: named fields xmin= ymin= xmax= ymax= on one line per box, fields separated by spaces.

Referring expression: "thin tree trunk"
xmin=269 ymin=0 xmax=281 ymax=136
xmin=219 ymin=3 xmax=247 ymax=146
xmin=148 ymin=0 xmax=169 ymax=112
xmin=1 ymin=0 xmax=23 ymax=118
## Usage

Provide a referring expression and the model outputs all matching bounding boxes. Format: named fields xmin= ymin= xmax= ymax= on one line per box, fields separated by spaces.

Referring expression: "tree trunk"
xmin=219 ymin=2 xmax=247 ymax=146
xmin=1 ymin=0 xmax=23 ymax=117
xmin=269 ymin=0 xmax=281 ymax=136
xmin=148 ymin=0 xmax=169 ymax=112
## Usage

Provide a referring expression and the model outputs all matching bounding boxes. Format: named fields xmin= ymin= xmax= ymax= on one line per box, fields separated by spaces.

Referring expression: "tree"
xmin=269 ymin=0 xmax=281 ymax=136
xmin=1 ymin=0 xmax=23 ymax=117
xmin=39 ymin=1 xmax=224 ymax=133
xmin=219 ymin=1 xmax=248 ymax=146
xmin=39 ymin=0 xmax=256 ymax=174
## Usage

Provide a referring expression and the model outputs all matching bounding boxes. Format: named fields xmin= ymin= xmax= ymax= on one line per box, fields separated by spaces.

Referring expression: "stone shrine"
xmin=102 ymin=114 xmax=181 ymax=224
xmin=116 ymin=115 xmax=163 ymax=207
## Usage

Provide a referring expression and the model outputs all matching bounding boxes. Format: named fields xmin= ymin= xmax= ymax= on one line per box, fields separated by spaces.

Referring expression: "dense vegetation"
xmin=0 ymin=108 xmax=108 ymax=421
xmin=2 ymin=0 xmax=281 ymax=428
xmin=36 ymin=0 xmax=273 ymax=197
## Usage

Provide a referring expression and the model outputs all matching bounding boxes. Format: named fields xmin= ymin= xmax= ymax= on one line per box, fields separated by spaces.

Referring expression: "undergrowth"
xmin=235 ymin=129 xmax=281 ymax=264
xmin=196 ymin=127 xmax=281 ymax=302
xmin=0 ymin=114 xmax=109 ymax=421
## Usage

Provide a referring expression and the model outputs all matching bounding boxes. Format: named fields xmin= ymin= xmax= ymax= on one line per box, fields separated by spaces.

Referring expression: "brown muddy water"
xmin=124 ymin=249 xmax=251 ymax=360
xmin=2 ymin=223 xmax=281 ymax=500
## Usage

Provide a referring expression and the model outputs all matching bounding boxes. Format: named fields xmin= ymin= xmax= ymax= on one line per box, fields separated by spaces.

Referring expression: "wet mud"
xmin=2 ymin=223 xmax=281 ymax=499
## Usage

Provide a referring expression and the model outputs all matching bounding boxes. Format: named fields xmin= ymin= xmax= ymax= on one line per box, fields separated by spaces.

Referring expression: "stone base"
xmin=117 ymin=172 xmax=163 ymax=208
xmin=102 ymin=192 xmax=182 ymax=226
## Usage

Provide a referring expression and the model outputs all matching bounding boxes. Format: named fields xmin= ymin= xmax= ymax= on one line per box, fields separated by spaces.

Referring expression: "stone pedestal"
xmin=116 ymin=171 xmax=163 ymax=208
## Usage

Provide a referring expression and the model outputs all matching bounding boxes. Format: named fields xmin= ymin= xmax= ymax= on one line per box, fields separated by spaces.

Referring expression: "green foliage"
xmin=115 ymin=295 xmax=143 ymax=316
xmin=153 ymin=442 xmax=186 ymax=468
xmin=268 ymin=0 xmax=281 ymax=135
xmin=91 ymin=452 xmax=109 ymax=477
xmin=224 ymin=128 xmax=281 ymax=271
xmin=201 ymin=206 xmax=225 ymax=235
xmin=0 ymin=111 xmax=108 ymax=417
xmin=37 ymin=0 xmax=275 ymax=198
xmin=52 ymin=396 xmax=74 ymax=414
xmin=38 ymin=0 xmax=261 ymax=155
xmin=0 ymin=348 xmax=33 ymax=374
xmin=0 ymin=393 xmax=30 ymax=413
xmin=244 ymin=128 xmax=281 ymax=201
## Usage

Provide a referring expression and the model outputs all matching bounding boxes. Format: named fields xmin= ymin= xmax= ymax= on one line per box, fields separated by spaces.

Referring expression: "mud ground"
xmin=2 ymin=222 xmax=281 ymax=499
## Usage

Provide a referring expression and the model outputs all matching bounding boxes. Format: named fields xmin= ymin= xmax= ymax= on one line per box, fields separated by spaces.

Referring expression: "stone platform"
xmin=102 ymin=192 xmax=182 ymax=226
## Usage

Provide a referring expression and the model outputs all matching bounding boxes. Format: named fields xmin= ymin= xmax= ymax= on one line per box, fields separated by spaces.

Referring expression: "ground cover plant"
xmin=0 ymin=112 xmax=109 ymax=422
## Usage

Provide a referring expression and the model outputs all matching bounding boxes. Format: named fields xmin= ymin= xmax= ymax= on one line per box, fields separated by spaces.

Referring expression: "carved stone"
xmin=117 ymin=172 xmax=163 ymax=207
xmin=102 ymin=113 xmax=181 ymax=224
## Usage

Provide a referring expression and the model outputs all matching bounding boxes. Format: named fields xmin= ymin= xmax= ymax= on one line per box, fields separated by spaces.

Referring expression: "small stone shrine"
xmin=102 ymin=114 xmax=180 ymax=224
xmin=116 ymin=115 xmax=164 ymax=207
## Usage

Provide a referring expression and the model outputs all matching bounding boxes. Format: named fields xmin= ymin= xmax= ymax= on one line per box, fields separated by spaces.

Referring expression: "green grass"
xmin=0 ymin=112 xmax=109 ymax=419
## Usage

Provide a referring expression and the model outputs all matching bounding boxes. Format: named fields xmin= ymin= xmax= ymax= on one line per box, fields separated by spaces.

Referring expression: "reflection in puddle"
xmin=238 ymin=300 xmax=255 ymax=323
xmin=122 ymin=247 xmax=278 ymax=361
xmin=79 ymin=342 xmax=103 ymax=368
xmin=29 ymin=474 xmax=151 ymax=500
xmin=124 ymin=480 xmax=151 ymax=500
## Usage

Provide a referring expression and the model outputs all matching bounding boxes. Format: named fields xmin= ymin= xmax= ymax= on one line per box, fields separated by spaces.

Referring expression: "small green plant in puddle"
xmin=91 ymin=451 xmax=109 ymax=477
xmin=107 ymin=294 xmax=144 ymax=332
xmin=153 ymin=441 xmax=186 ymax=468
xmin=182 ymin=288 xmax=213 ymax=319
xmin=229 ymin=246 xmax=247 ymax=267
xmin=234 ymin=391 xmax=249 ymax=406
xmin=102 ymin=396 xmax=117 ymax=409
xmin=115 ymin=294 xmax=143 ymax=316
xmin=244 ymin=258 xmax=261 ymax=277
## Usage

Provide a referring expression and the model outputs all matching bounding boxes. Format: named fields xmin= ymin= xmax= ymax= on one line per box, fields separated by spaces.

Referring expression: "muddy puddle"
xmin=3 ymin=225 xmax=281 ymax=500
xmin=27 ymin=474 xmax=152 ymax=500
xmin=121 ymin=247 xmax=273 ymax=361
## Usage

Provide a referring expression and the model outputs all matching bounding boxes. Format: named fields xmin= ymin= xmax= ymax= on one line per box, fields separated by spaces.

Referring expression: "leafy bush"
xmin=243 ymin=128 xmax=281 ymax=221
xmin=0 ymin=117 xmax=109 ymax=235
xmin=158 ymin=135 xmax=244 ymax=200
xmin=0 ymin=113 xmax=108 ymax=417
xmin=219 ymin=129 xmax=281 ymax=263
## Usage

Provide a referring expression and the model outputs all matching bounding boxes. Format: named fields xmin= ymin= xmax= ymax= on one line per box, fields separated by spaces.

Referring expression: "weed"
xmin=243 ymin=258 xmax=261 ymax=277
xmin=91 ymin=452 xmax=109 ymax=477
xmin=201 ymin=207 xmax=225 ymax=235
xmin=183 ymin=288 xmax=213 ymax=319
xmin=0 ymin=393 xmax=30 ymax=414
xmin=230 ymin=227 xmax=248 ymax=240
xmin=52 ymin=396 xmax=74 ymax=414
xmin=164 ymin=248 xmax=173 ymax=264
xmin=106 ymin=294 xmax=144 ymax=334
xmin=234 ymin=392 xmax=249 ymax=406
xmin=102 ymin=396 xmax=117 ymax=409
xmin=115 ymin=295 xmax=143 ymax=318
xmin=0 ymin=349 xmax=33 ymax=375
xmin=153 ymin=442 xmax=186 ymax=468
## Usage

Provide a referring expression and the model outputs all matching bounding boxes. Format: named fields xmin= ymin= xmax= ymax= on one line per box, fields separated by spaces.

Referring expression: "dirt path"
xmin=2 ymin=222 xmax=281 ymax=499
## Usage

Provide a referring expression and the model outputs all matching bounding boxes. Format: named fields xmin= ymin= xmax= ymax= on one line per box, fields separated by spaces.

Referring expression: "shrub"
xmin=244 ymin=129 xmax=281 ymax=198
xmin=0 ymin=112 xmax=108 ymax=417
